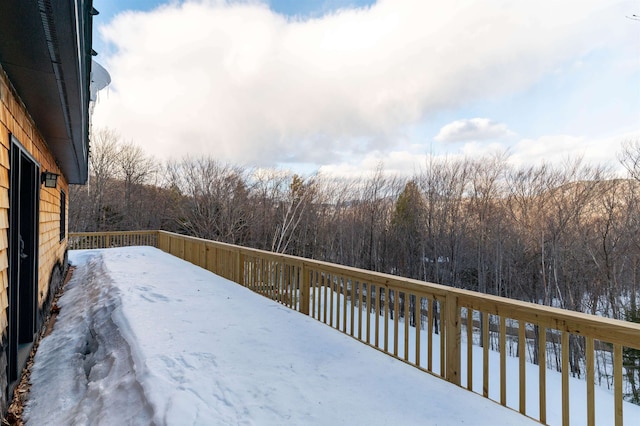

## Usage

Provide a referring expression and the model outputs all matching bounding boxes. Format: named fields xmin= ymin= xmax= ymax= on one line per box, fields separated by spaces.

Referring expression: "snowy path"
xmin=24 ymin=247 xmax=536 ymax=425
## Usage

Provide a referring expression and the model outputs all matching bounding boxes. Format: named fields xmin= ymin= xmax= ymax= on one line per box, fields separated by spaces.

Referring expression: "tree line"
xmin=71 ymin=130 xmax=640 ymax=318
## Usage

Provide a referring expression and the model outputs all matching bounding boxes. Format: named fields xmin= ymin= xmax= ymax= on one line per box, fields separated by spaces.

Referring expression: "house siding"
xmin=0 ymin=65 xmax=69 ymax=411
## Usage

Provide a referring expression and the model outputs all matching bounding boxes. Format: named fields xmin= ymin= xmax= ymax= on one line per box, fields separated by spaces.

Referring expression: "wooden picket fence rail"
xmin=69 ymin=230 xmax=640 ymax=426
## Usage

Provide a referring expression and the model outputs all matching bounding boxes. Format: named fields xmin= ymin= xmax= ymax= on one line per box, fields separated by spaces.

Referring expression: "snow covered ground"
xmin=312 ymin=288 xmax=640 ymax=425
xmin=23 ymin=246 xmax=537 ymax=425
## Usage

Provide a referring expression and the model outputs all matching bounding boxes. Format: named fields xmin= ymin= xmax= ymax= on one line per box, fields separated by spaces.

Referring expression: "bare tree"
xmin=166 ymin=157 xmax=248 ymax=243
xmin=116 ymin=142 xmax=157 ymax=227
xmin=620 ymin=139 xmax=640 ymax=182
xmin=246 ymin=168 xmax=290 ymax=250
xmin=505 ymin=163 xmax=557 ymax=304
xmin=359 ymin=164 xmax=399 ymax=272
xmin=466 ymin=153 xmax=509 ymax=295
xmin=88 ymin=128 xmax=121 ymax=230
xmin=418 ymin=156 xmax=472 ymax=288
xmin=271 ymin=174 xmax=318 ymax=254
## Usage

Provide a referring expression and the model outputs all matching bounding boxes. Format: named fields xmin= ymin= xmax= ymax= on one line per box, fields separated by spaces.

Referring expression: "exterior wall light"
xmin=41 ymin=171 xmax=59 ymax=188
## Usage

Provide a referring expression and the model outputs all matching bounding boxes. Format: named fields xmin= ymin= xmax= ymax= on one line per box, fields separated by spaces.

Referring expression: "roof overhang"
xmin=0 ymin=0 xmax=94 ymax=184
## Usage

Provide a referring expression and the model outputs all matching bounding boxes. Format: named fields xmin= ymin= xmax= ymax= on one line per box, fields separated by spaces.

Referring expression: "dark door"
xmin=7 ymin=136 xmax=39 ymax=385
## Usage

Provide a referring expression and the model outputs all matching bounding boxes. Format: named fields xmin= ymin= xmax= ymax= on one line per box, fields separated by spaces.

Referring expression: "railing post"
xmin=200 ymin=240 xmax=207 ymax=270
xmin=299 ymin=263 xmax=310 ymax=315
xmin=445 ymin=292 xmax=461 ymax=385
xmin=236 ymin=249 xmax=244 ymax=285
xmin=157 ymin=231 xmax=167 ymax=252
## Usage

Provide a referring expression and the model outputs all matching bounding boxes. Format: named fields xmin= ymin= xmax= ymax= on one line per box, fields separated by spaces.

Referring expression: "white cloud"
xmin=92 ymin=0 xmax=628 ymax=168
xmin=318 ymin=149 xmax=428 ymax=179
xmin=508 ymin=133 xmax=638 ymax=174
xmin=317 ymin=132 xmax=637 ymax=181
xmin=435 ymin=118 xmax=515 ymax=143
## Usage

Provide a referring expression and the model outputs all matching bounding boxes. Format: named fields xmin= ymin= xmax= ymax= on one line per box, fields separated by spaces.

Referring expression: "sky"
xmin=90 ymin=0 xmax=640 ymax=178
xmin=24 ymin=246 xmax=640 ymax=424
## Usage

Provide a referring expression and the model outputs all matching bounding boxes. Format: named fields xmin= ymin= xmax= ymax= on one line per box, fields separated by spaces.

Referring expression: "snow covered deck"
xmin=24 ymin=246 xmax=536 ymax=425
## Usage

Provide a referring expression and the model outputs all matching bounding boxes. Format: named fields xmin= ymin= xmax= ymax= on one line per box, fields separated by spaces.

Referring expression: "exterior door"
xmin=7 ymin=136 xmax=39 ymax=384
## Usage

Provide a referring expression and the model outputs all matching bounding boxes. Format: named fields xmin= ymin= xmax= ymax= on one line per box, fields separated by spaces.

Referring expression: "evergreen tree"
xmin=623 ymin=304 xmax=640 ymax=403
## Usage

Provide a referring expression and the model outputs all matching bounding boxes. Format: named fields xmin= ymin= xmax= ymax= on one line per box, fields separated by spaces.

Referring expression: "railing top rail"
xmin=70 ymin=230 xmax=158 ymax=237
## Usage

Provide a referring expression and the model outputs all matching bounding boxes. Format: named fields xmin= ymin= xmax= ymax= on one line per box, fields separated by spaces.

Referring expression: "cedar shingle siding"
xmin=0 ymin=1 xmax=94 ymax=412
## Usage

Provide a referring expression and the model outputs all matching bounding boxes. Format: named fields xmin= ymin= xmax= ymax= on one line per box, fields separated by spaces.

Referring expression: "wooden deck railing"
xmin=69 ymin=230 xmax=640 ymax=425
xmin=69 ymin=230 xmax=158 ymax=250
